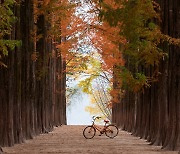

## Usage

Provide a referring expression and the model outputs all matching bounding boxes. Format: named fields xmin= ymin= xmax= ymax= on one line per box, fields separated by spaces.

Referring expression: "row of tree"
xmin=77 ymin=0 xmax=179 ymax=151
xmin=111 ymin=0 xmax=180 ymax=151
xmin=0 ymin=0 xmax=66 ymax=147
xmin=64 ymin=0 xmax=179 ymax=150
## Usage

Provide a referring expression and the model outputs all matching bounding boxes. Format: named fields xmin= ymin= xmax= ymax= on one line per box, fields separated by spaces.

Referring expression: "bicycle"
xmin=83 ymin=116 xmax=119 ymax=139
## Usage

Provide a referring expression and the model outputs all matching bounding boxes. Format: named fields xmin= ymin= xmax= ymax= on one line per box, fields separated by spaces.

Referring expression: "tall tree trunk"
xmin=0 ymin=0 xmax=67 ymax=147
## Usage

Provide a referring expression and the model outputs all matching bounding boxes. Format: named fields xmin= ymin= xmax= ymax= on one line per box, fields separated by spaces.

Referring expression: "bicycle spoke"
xmin=105 ymin=125 xmax=119 ymax=138
xmin=83 ymin=126 xmax=96 ymax=139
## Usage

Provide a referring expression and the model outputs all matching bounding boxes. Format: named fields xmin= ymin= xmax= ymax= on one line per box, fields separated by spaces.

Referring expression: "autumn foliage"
xmin=0 ymin=0 xmax=180 ymax=150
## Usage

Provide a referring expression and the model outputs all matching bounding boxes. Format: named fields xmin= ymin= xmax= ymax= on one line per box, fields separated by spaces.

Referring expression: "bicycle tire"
xmin=105 ymin=124 xmax=119 ymax=138
xmin=83 ymin=126 xmax=96 ymax=139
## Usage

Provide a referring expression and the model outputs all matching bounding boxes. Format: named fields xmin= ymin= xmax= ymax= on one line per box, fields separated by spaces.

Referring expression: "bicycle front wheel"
xmin=105 ymin=124 xmax=119 ymax=138
xmin=83 ymin=126 xmax=96 ymax=139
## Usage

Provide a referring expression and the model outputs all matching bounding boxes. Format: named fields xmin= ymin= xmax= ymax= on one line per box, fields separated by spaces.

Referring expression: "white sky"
xmin=66 ymin=92 xmax=93 ymax=125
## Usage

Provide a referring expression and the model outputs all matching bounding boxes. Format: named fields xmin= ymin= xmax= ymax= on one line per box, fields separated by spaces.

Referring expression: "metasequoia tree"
xmin=0 ymin=0 xmax=74 ymax=147
xmin=89 ymin=0 xmax=180 ymax=151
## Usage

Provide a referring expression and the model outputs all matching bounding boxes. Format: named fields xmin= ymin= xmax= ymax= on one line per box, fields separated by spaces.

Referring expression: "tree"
xmin=90 ymin=0 xmax=180 ymax=151
xmin=0 ymin=0 xmax=72 ymax=147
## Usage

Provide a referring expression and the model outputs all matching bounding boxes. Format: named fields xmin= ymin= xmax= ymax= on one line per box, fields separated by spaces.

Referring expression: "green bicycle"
xmin=83 ymin=116 xmax=119 ymax=139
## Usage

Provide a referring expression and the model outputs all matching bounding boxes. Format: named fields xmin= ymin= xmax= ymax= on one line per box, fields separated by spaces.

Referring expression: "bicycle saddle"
xmin=104 ymin=120 xmax=109 ymax=123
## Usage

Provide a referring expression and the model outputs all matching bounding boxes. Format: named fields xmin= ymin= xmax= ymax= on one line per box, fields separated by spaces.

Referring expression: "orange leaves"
xmin=74 ymin=1 xmax=127 ymax=107
xmin=31 ymin=52 xmax=38 ymax=62
xmin=102 ymin=0 xmax=123 ymax=9
xmin=62 ymin=16 xmax=85 ymax=36
xmin=56 ymin=41 xmax=72 ymax=58
xmin=56 ymin=16 xmax=87 ymax=59
xmin=43 ymin=0 xmax=51 ymax=6
xmin=110 ymin=89 xmax=120 ymax=103
xmin=109 ymin=88 xmax=125 ymax=105
xmin=89 ymin=22 xmax=126 ymax=70
xmin=33 ymin=0 xmax=84 ymax=59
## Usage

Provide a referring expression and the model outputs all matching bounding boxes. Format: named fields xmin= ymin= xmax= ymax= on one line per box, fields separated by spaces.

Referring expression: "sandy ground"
xmin=2 ymin=125 xmax=179 ymax=154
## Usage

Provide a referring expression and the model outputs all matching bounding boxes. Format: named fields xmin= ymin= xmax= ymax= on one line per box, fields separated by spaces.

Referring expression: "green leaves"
xmin=0 ymin=0 xmax=16 ymax=36
xmin=119 ymin=67 xmax=149 ymax=92
xmin=0 ymin=40 xmax=21 ymax=55
xmin=0 ymin=40 xmax=21 ymax=68
xmin=122 ymin=0 xmax=165 ymax=66
xmin=78 ymin=77 xmax=93 ymax=94
xmin=0 ymin=0 xmax=21 ymax=67
xmin=99 ymin=8 xmax=122 ymax=26
xmin=95 ymin=0 xmax=170 ymax=93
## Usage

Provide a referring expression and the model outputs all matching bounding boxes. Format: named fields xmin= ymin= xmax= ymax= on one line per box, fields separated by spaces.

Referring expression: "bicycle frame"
xmin=91 ymin=116 xmax=108 ymax=133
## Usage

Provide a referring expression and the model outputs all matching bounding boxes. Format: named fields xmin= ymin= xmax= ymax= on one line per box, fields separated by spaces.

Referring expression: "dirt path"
xmin=2 ymin=125 xmax=178 ymax=154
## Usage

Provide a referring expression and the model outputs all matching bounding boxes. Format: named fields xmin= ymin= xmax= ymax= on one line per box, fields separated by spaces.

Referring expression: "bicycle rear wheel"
xmin=105 ymin=124 xmax=119 ymax=138
xmin=83 ymin=126 xmax=96 ymax=139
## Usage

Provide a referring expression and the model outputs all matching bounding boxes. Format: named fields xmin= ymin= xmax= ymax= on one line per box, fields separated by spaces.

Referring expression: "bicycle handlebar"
xmin=92 ymin=116 xmax=101 ymax=121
